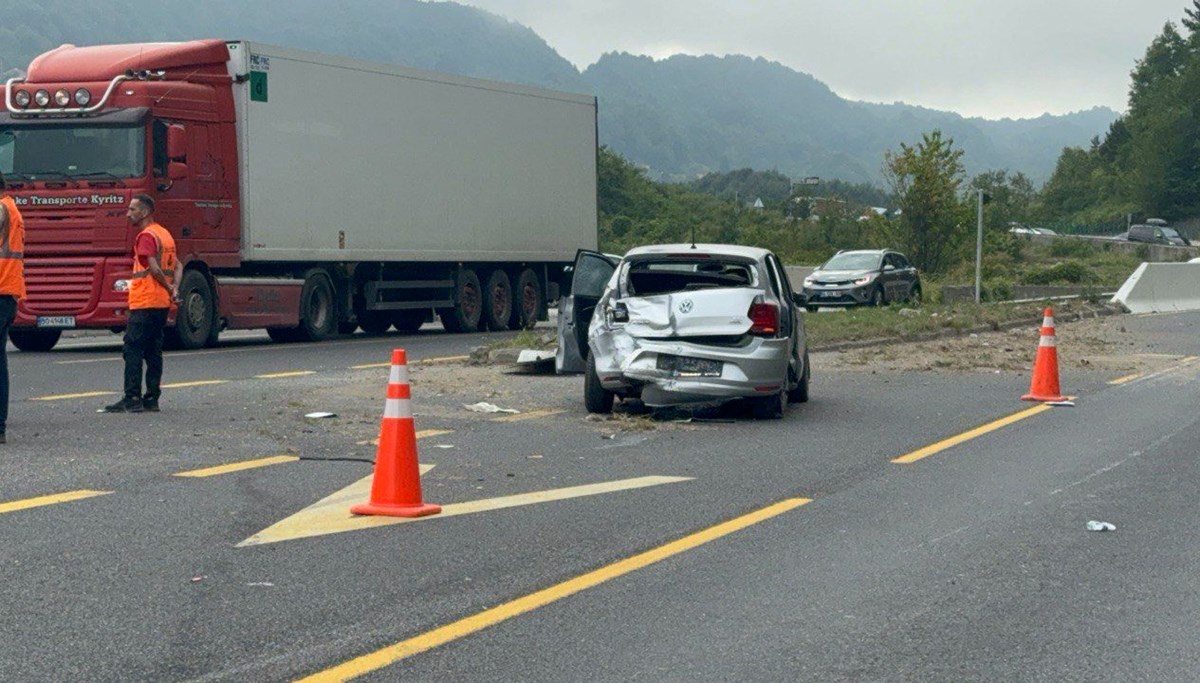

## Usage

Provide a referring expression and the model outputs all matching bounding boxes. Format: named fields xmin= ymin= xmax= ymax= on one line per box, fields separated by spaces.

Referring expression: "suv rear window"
xmin=627 ymin=259 xmax=756 ymax=295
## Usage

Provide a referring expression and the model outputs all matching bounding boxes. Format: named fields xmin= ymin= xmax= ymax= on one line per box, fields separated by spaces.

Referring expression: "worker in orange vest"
xmin=0 ymin=172 xmax=26 ymax=442
xmin=103 ymin=194 xmax=178 ymax=413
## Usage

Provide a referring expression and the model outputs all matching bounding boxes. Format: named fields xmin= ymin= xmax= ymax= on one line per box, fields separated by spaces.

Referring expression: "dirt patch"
xmin=821 ymin=313 xmax=1174 ymax=376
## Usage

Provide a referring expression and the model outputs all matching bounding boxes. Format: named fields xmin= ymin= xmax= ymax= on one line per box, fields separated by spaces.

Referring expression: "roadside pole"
xmin=974 ymin=189 xmax=984 ymax=304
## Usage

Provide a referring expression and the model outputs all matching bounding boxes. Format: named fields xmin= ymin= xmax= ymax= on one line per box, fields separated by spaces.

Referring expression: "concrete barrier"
xmin=1111 ymin=262 xmax=1200 ymax=313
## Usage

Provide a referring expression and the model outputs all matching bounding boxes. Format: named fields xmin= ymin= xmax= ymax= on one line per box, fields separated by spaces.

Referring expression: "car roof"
xmin=623 ymin=243 xmax=772 ymax=260
xmin=831 ymin=249 xmax=890 ymax=257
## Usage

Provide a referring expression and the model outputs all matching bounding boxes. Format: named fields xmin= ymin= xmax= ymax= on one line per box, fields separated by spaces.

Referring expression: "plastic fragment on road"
xmin=305 ymin=411 xmax=337 ymax=419
xmin=1046 ymin=400 xmax=1075 ymax=407
xmin=464 ymin=402 xmax=519 ymax=414
xmin=1086 ymin=520 xmax=1116 ymax=532
xmin=432 ymin=444 xmax=455 ymax=449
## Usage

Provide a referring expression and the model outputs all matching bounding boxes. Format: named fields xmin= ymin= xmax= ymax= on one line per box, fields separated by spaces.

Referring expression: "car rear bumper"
xmin=591 ymin=336 xmax=793 ymax=406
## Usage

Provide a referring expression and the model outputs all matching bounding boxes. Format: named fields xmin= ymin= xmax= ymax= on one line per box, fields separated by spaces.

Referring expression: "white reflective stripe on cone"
xmin=1039 ymin=335 xmax=1057 ymax=348
xmin=383 ymin=398 xmax=413 ymax=418
xmin=1043 ymin=316 xmax=1055 ymax=328
xmin=389 ymin=364 xmax=410 ymax=385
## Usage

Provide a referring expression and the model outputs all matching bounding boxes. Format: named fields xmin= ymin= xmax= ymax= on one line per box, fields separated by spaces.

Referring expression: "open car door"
xmin=556 ymin=249 xmax=618 ymax=374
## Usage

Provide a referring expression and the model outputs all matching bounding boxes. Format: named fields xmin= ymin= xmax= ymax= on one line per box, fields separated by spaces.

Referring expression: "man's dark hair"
xmin=133 ymin=193 xmax=155 ymax=212
xmin=0 ymin=171 xmax=6 ymax=191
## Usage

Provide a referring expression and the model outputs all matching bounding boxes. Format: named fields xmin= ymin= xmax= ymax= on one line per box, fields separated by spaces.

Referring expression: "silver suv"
xmin=800 ymin=249 xmax=922 ymax=311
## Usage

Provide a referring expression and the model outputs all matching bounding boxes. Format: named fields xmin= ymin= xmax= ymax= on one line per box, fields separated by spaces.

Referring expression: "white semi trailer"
xmin=4 ymin=39 xmax=598 ymax=350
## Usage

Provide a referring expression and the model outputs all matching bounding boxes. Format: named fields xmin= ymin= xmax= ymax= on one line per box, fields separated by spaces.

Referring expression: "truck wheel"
xmin=8 ymin=329 xmax=61 ymax=352
xmin=391 ymin=310 xmax=426 ymax=334
xmin=482 ymin=269 xmax=513 ymax=331
xmin=440 ymin=268 xmax=482 ymax=333
xmin=513 ymin=268 xmax=543 ymax=329
xmin=297 ymin=270 xmax=337 ymax=341
xmin=168 ymin=270 xmax=215 ymax=350
xmin=584 ymin=354 xmax=614 ymax=414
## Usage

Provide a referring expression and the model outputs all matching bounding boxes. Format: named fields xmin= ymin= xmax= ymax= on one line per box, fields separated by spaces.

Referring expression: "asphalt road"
xmin=2 ymin=313 xmax=1200 ymax=681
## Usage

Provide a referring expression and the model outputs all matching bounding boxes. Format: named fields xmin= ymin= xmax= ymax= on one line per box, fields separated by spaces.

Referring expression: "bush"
xmin=1021 ymin=260 xmax=1094 ymax=285
xmin=1135 ymin=244 xmax=1150 ymax=260
xmin=1048 ymin=238 xmax=1096 ymax=259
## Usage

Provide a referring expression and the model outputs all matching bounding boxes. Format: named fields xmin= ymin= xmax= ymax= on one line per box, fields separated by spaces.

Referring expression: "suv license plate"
xmin=36 ymin=316 xmax=75 ymax=328
xmin=820 ymin=291 xmax=839 ymax=298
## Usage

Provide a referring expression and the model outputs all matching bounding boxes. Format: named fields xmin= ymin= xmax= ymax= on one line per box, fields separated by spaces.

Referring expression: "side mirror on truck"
xmin=166 ymin=124 xmax=187 ymax=161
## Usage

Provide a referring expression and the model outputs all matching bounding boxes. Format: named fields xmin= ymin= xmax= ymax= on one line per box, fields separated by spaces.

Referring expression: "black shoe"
xmin=103 ymin=397 xmax=144 ymax=413
xmin=142 ymin=398 xmax=160 ymax=413
xmin=0 ymin=432 xmax=6 ymax=444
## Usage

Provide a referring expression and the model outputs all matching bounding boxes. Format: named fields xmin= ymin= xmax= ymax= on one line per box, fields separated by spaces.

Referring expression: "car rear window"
xmin=626 ymin=259 xmax=756 ymax=295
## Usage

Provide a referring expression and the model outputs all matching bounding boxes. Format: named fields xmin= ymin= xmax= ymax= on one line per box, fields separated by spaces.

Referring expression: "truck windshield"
xmin=0 ymin=124 xmax=145 ymax=179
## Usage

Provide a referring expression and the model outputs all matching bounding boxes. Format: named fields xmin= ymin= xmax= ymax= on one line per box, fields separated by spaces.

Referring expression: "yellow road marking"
xmin=492 ymin=408 xmax=565 ymax=423
xmin=239 ymin=474 xmax=691 ymax=547
xmin=174 ymin=455 xmax=299 ymax=478
xmin=0 ymin=489 xmax=113 ymax=515
xmin=30 ymin=390 xmax=117 ymax=401
xmin=351 ymin=355 xmax=469 ymax=370
xmin=295 ymin=497 xmax=809 ymax=681
xmin=162 ymin=380 xmax=230 ymax=389
xmin=256 ymin=370 xmax=316 ymax=379
xmin=892 ymin=404 xmax=1053 ymax=464
xmin=356 ymin=429 xmax=453 ymax=446
xmin=1108 ymin=373 xmax=1143 ymax=385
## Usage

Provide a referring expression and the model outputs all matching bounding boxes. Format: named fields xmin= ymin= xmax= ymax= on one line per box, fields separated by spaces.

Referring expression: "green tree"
xmin=967 ymin=169 xmax=1035 ymax=232
xmin=882 ymin=131 xmax=969 ymax=273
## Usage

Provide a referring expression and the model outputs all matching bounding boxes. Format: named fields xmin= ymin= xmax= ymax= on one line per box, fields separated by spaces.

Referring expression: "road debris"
xmin=464 ymin=402 xmax=519 ymax=414
xmin=1046 ymin=400 xmax=1076 ymax=407
xmin=304 ymin=411 xmax=337 ymax=419
xmin=1086 ymin=520 xmax=1116 ymax=532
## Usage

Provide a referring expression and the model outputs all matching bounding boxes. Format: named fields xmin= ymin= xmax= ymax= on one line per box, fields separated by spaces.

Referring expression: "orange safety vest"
xmin=0 ymin=195 xmax=26 ymax=300
xmin=128 ymin=222 xmax=177 ymax=310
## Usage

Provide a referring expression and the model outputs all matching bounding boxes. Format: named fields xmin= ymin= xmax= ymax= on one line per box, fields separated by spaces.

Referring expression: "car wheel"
xmin=868 ymin=286 xmax=883 ymax=307
xmin=787 ymin=350 xmax=810 ymax=404
xmin=584 ymin=354 xmax=614 ymax=414
xmin=750 ymin=389 xmax=786 ymax=419
xmin=805 ymin=305 xmax=818 ymax=313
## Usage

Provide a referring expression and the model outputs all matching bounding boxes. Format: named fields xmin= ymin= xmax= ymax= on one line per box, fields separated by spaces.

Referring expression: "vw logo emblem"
xmin=678 ymin=299 xmax=694 ymax=314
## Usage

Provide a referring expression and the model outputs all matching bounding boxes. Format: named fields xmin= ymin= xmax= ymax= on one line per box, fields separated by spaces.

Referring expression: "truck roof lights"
xmin=33 ymin=90 xmax=50 ymax=107
xmin=74 ymin=89 xmax=91 ymax=106
xmin=54 ymin=89 xmax=71 ymax=107
xmin=12 ymin=90 xmax=29 ymax=107
xmin=6 ymin=74 xmax=131 ymax=116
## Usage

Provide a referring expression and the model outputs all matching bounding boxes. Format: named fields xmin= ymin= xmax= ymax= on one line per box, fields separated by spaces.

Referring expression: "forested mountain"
xmin=0 ymin=0 xmax=1113 ymax=186
xmin=1038 ymin=4 xmax=1200 ymax=223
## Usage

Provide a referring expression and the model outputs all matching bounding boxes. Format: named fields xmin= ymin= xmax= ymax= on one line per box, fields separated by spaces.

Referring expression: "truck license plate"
xmin=36 ymin=316 xmax=75 ymax=328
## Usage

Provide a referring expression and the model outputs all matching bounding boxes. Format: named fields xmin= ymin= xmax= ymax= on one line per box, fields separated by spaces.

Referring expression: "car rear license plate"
xmin=657 ymin=354 xmax=722 ymax=377
xmin=36 ymin=316 xmax=75 ymax=328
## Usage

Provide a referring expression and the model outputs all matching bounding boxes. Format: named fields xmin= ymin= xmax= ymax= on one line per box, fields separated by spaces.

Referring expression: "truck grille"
xmin=24 ymin=260 xmax=100 ymax=315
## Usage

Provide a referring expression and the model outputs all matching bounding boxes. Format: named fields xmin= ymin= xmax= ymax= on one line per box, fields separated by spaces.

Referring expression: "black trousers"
xmin=0 ymin=295 xmax=15 ymax=432
xmin=123 ymin=308 xmax=169 ymax=401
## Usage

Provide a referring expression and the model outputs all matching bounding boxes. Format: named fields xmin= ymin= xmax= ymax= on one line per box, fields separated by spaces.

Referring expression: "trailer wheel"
xmin=9 ymin=329 xmax=61 ymax=352
xmin=167 ymin=270 xmax=215 ymax=350
xmin=482 ymin=269 xmax=513 ymax=331
xmin=297 ymin=270 xmax=337 ymax=341
xmin=439 ymin=268 xmax=482 ymax=333
xmin=513 ymin=268 xmax=543 ymax=329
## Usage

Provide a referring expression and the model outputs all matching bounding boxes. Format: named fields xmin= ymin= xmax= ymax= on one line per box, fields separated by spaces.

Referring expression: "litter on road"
xmin=1086 ymin=520 xmax=1117 ymax=532
xmin=464 ymin=402 xmax=520 ymax=414
xmin=305 ymin=412 xmax=337 ymax=419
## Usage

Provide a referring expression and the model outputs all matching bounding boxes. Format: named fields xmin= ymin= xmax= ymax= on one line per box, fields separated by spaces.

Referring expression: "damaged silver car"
xmin=557 ymin=244 xmax=810 ymax=418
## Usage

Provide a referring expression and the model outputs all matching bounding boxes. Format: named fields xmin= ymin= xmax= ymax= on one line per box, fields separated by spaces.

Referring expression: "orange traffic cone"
xmin=1021 ymin=307 xmax=1068 ymax=402
xmin=351 ymin=349 xmax=442 ymax=518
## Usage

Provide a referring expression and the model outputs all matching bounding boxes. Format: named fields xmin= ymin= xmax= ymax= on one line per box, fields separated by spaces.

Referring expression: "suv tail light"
xmin=748 ymin=300 xmax=779 ymax=337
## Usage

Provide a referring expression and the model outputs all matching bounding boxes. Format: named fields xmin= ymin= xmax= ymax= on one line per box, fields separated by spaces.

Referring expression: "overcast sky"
xmin=457 ymin=0 xmax=1189 ymax=120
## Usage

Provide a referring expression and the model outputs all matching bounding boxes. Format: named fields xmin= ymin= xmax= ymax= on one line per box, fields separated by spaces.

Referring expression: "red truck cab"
xmin=3 ymin=40 xmax=240 ymax=350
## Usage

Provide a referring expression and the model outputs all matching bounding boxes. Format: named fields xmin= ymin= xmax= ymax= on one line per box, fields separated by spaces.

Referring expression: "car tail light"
xmin=748 ymin=300 xmax=778 ymax=337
